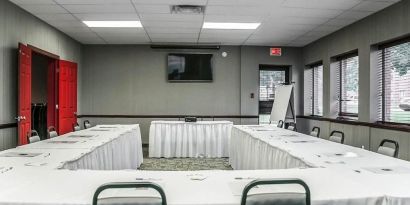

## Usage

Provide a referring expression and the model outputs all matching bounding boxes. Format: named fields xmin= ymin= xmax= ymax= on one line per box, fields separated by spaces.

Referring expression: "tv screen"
xmin=167 ymin=53 xmax=213 ymax=82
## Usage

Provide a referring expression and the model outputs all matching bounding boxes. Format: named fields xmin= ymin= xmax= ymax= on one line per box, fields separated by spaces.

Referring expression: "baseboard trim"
xmin=0 ymin=123 xmax=17 ymax=130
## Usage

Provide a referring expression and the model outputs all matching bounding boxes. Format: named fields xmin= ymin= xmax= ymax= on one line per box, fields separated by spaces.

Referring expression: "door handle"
xmin=15 ymin=116 xmax=22 ymax=122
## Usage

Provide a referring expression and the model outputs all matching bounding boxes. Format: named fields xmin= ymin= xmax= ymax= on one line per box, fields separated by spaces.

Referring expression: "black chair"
xmin=73 ymin=122 xmax=81 ymax=132
xmin=287 ymin=122 xmax=297 ymax=131
xmin=93 ymin=182 xmax=167 ymax=205
xmin=47 ymin=126 xmax=58 ymax=138
xmin=377 ymin=139 xmax=399 ymax=158
xmin=277 ymin=120 xmax=284 ymax=128
xmin=329 ymin=130 xmax=345 ymax=144
xmin=27 ymin=130 xmax=40 ymax=144
xmin=84 ymin=120 xmax=92 ymax=129
xmin=310 ymin=127 xmax=320 ymax=138
xmin=241 ymin=179 xmax=311 ymax=205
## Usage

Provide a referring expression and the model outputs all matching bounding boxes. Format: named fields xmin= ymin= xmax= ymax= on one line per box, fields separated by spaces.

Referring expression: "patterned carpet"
xmin=139 ymin=158 xmax=233 ymax=171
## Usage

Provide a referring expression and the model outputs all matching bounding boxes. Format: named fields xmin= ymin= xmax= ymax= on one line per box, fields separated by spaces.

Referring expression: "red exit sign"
xmin=270 ymin=48 xmax=282 ymax=56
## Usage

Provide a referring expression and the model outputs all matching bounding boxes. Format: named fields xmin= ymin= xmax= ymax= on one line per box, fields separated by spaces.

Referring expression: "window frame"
xmin=377 ymin=37 xmax=410 ymax=125
xmin=335 ymin=52 xmax=359 ymax=118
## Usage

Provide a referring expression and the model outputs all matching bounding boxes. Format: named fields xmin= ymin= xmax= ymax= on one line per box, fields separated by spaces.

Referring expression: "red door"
xmin=58 ymin=60 xmax=77 ymax=135
xmin=18 ymin=44 xmax=32 ymax=145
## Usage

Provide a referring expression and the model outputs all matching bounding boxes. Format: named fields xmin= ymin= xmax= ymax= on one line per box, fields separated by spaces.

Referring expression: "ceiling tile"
xmin=206 ymin=5 xmax=271 ymax=16
xmin=9 ymin=0 xmax=56 ymax=4
xmin=62 ymin=4 xmax=135 ymax=13
xmin=56 ymin=0 xmax=130 ymax=4
xmin=150 ymin=38 xmax=199 ymax=43
xmin=132 ymin=0 xmax=207 ymax=5
xmin=133 ymin=5 xmax=171 ymax=14
xmin=145 ymin=27 xmax=199 ymax=34
xmin=90 ymin=28 xmax=146 ymax=35
xmin=204 ymin=15 xmax=264 ymax=23
xmin=140 ymin=14 xmax=203 ymax=22
xmin=10 ymin=0 xmax=401 ymax=46
xmin=208 ymin=0 xmax=283 ymax=6
xmin=37 ymin=14 xmax=77 ymax=21
xmin=283 ymin=0 xmax=362 ymax=10
xmin=149 ymin=33 xmax=198 ymax=39
xmin=143 ymin=21 xmax=202 ymax=29
xmin=19 ymin=4 xmax=67 ymax=14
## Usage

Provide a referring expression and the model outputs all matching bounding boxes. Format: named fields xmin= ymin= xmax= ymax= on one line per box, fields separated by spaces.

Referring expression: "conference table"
xmin=1 ymin=124 xmax=143 ymax=170
xmin=1 ymin=123 xmax=410 ymax=205
xmin=230 ymin=125 xmax=410 ymax=172
xmin=149 ymin=121 xmax=233 ymax=158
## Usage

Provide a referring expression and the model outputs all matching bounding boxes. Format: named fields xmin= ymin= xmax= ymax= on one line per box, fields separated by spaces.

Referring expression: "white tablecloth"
xmin=0 ymin=168 xmax=395 ymax=205
xmin=1 ymin=124 xmax=410 ymax=205
xmin=149 ymin=121 xmax=233 ymax=158
xmin=11 ymin=124 xmax=143 ymax=170
xmin=230 ymin=125 xmax=410 ymax=172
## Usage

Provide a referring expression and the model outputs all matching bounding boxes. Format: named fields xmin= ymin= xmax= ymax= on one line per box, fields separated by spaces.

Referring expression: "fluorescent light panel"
xmin=203 ymin=22 xmax=260 ymax=30
xmin=83 ymin=21 xmax=142 ymax=28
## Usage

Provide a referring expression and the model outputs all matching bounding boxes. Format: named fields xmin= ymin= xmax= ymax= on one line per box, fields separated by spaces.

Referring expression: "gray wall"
xmin=240 ymin=47 xmax=303 ymax=116
xmin=80 ymin=45 xmax=303 ymax=143
xmin=0 ymin=0 xmax=82 ymax=150
xmin=299 ymin=0 xmax=410 ymax=160
xmin=302 ymin=0 xmax=410 ymax=122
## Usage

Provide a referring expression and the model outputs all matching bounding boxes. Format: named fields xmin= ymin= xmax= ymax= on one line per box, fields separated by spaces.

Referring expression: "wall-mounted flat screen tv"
xmin=167 ymin=53 xmax=213 ymax=82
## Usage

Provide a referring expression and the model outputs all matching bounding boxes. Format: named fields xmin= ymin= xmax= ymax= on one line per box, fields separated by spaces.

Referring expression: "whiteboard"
xmin=269 ymin=85 xmax=294 ymax=123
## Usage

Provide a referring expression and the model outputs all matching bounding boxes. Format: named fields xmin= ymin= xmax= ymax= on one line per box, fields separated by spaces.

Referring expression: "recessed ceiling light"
xmin=83 ymin=21 xmax=143 ymax=28
xmin=203 ymin=22 xmax=260 ymax=30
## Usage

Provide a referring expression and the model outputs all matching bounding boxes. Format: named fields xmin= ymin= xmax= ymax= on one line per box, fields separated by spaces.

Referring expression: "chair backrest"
xmin=277 ymin=120 xmax=284 ymax=128
xmin=287 ymin=122 xmax=297 ymax=131
xmin=241 ymin=179 xmax=310 ymax=205
xmin=84 ymin=120 xmax=92 ymax=129
xmin=27 ymin=130 xmax=41 ymax=143
xmin=47 ymin=126 xmax=58 ymax=138
xmin=310 ymin=127 xmax=320 ymax=138
xmin=329 ymin=130 xmax=345 ymax=144
xmin=73 ymin=123 xmax=81 ymax=131
xmin=377 ymin=139 xmax=399 ymax=158
xmin=93 ymin=182 xmax=167 ymax=205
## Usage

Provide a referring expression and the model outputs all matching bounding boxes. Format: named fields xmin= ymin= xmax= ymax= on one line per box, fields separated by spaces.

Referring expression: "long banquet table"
xmin=1 ymin=124 xmax=143 ymax=170
xmin=149 ymin=121 xmax=233 ymax=158
xmin=1 ymin=124 xmax=410 ymax=205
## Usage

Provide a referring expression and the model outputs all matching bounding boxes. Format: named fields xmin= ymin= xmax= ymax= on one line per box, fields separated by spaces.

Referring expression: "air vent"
xmin=171 ymin=5 xmax=205 ymax=14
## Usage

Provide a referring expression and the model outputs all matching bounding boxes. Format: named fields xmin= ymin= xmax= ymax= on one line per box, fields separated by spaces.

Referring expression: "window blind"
xmin=336 ymin=54 xmax=359 ymax=117
xmin=304 ymin=68 xmax=313 ymax=115
xmin=304 ymin=64 xmax=323 ymax=116
xmin=378 ymin=41 xmax=410 ymax=124
xmin=313 ymin=65 xmax=323 ymax=116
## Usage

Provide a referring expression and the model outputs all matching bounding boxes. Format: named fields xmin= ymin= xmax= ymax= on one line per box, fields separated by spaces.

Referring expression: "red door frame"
xmin=18 ymin=43 xmax=77 ymax=144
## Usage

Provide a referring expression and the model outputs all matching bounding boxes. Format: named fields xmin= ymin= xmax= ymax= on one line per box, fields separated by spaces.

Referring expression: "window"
xmin=305 ymin=64 xmax=323 ymax=116
xmin=335 ymin=53 xmax=359 ymax=117
xmin=258 ymin=65 xmax=290 ymax=124
xmin=378 ymin=39 xmax=410 ymax=124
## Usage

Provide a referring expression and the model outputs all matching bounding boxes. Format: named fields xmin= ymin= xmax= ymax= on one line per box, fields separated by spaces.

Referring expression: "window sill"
xmin=297 ymin=115 xmax=410 ymax=132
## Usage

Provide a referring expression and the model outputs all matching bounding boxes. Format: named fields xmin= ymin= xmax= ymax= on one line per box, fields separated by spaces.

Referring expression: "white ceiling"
xmin=10 ymin=0 xmax=400 ymax=46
